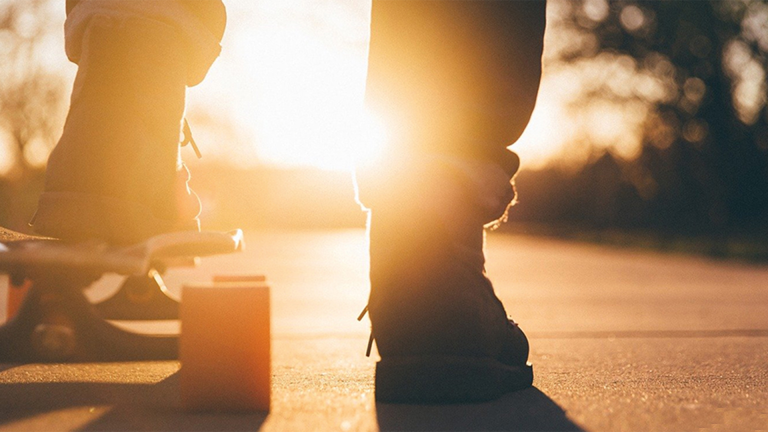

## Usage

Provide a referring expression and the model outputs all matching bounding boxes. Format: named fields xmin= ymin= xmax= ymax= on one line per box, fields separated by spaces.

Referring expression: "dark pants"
xmin=68 ymin=0 xmax=545 ymax=168
xmin=365 ymin=1 xmax=546 ymax=175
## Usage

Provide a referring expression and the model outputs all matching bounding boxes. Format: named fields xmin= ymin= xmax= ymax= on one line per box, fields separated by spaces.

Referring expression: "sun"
xmin=191 ymin=1 xmax=568 ymax=173
xmin=216 ymin=2 xmax=382 ymax=172
xmin=512 ymin=81 xmax=573 ymax=170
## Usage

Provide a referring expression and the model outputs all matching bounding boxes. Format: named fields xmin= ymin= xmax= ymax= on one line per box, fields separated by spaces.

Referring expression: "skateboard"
xmin=0 ymin=226 xmax=244 ymax=363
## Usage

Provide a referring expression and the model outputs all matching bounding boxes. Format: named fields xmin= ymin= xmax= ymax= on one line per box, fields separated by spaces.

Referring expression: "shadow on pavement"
xmin=376 ymin=387 xmax=584 ymax=431
xmin=0 ymin=371 xmax=267 ymax=431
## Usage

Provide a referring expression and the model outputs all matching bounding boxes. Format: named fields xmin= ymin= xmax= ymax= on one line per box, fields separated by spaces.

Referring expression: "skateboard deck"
xmin=2 ymin=227 xmax=245 ymax=320
xmin=0 ymin=226 xmax=50 ymax=243
xmin=0 ymin=227 xmax=243 ymax=278
xmin=0 ymin=227 xmax=244 ymax=362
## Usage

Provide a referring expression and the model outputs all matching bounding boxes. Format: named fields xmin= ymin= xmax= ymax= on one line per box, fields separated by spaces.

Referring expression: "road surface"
xmin=1 ymin=229 xmax=767 ymax=431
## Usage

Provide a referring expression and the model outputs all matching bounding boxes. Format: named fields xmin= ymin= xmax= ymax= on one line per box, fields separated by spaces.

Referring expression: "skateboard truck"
xmin=1 ymin=274 xmax=178 ymax=362
xmin=93 ymin=269 xmax=181 ymax=320
xmin=0 ymin=229 xmax=244 ymax=363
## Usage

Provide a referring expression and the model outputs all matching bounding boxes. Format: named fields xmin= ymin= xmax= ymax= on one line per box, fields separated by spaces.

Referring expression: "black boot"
xmin=359 ymin=155 xmax=532 ymax=404
xmin=32 ymin=15 xmax=200 ymax=244
xmin=361 ymin=0 xmax=545 ymax=404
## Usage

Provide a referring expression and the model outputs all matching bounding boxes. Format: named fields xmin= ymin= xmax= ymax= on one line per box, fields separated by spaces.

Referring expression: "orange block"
xmin=180 ymin=282 xmax=270 ymax=412
xmin=213 ymin=275 xmax=267 ymax=283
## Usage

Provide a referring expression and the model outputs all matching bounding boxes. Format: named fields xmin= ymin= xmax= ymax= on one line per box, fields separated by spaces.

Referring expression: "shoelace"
xmin=181 ymin=119 xmax=202 ymax=159
xmin=358 ymin=305 xmax=374 ymax=357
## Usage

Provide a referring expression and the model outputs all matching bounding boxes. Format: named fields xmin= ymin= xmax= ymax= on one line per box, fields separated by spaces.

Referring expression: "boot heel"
xmin=375 ymin=356 xmax=533 ymax=404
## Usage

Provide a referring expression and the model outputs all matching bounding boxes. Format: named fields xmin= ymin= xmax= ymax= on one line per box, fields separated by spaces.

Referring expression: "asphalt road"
xmin=1 ymin=229 xmax=767 ymax=431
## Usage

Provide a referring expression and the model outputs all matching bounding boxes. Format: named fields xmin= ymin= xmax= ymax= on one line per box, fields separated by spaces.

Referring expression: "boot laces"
xmin=181 ymin=119 xmax=202 ymax=159
xmin=358 ymin=305 xmax=374 ymax=357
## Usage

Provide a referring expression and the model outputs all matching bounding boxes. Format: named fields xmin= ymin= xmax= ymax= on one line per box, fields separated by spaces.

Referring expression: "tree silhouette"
xmin=0 ymin=0 xmax=69 ymax=229
xmin=551 ymin=0 xmax=768 ymax=234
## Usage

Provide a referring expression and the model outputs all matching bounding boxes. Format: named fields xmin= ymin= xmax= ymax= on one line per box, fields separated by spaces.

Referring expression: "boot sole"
xmin=375 ymin=356 xmax=533 ymax=404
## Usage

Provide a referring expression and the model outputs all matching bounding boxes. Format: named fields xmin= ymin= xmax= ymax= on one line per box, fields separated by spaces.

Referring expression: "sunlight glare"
xmin=190 ymin=1 xmax=588 ymax=172
xmin=0 ymin=130 xmax=14 ymax=175
xmin=513 ymin=84 xmax=574 ymax=169
xmin=208 ymin=1 xmax=376 ymax=172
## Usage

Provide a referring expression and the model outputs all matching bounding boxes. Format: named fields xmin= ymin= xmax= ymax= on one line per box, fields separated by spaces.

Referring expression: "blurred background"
xmin=0 ymin=0 xmax=767 ymax=261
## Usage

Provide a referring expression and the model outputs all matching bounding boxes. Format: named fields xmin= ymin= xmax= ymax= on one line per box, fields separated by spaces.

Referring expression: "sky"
xmin=186 ymin=1 xmax=377 ymax=171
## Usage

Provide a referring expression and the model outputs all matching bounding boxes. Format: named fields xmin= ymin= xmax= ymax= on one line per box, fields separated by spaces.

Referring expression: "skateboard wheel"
xmin=125 ymin=277 xmax=157 ymax=304
xmin=180 ymin=282 xmax=270 ymax=412
xmin=10 ymin=272 xmax=26 ymax=288
xmin=31 ymin=323 xmax=76 ymax=361
xmin=6 ymin=278 xmax=31 ymax=320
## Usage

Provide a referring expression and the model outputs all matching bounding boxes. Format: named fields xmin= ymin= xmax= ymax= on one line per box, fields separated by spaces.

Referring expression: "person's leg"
xmin=358 ymin=0 xmax=546 ymax=403
xmin=32 ymin=0 xmax=225 ymax=244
